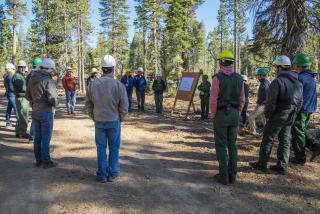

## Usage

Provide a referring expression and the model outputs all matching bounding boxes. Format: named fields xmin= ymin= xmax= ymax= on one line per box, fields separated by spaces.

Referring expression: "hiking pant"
xmin=136 ymin=90 xmax=145 ymax=111
xmin=15 ymin=97 xmax=29 ymax=136
xmin=95 ymin=120 xmax=121 ymax=181
xmin=200 ymin=96 xmax=210 ymax=119
xmin=127 ymin=90 xmax=133 ymax=112
xmin=33 ymin=112 xmax=54 ymax=162
xmin=248 ymin=104 xmax=266 ymax=134
xmin=214 ymin=108 xmax=239 ymax=182
xmin=155 ymin=93 xmax=164 ymax=113
xmin=66 ymin=91 xmax=76 ymax=113
xmin=241 ymin=102 xmax=248 ymax=126
xmin=258 ymin=112 xmax=292 ymax=170
xmin=291 ymin=111 xmax=320 ymax=162
xmin=6 ymin=95 xmax=19 ymax=126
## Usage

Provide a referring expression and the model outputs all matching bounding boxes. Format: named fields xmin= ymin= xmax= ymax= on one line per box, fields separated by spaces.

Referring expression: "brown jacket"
xmin=86 ymin=76 xmax=128 ymax=122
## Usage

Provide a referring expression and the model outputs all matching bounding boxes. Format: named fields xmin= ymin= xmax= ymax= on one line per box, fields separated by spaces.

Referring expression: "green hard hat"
xmin=202 ymin=74 xmax=209 ymax=79
xmin=292 ymin=53 xmax=312 ymax=67
xmin=32 ymin=57 xmax=42 ymax=68
xmin=256 ymin=68 xmax=269 ymax=75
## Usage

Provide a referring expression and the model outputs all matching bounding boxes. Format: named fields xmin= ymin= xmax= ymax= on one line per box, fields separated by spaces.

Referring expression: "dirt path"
xmin=0 ymin=94 xmax=319 ymax=214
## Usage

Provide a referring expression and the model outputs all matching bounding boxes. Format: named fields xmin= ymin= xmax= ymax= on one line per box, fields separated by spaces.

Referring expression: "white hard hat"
xmin=273 ymin=55 xmax=291 ymax=66
xmin=137 ymin=67 xmax=144 ymax=72
xmin=102 ymin=55 xmax=116 ymax=68
xmin=39 ymin=58 xmax=56 ymax=70
xmin=90 ymin=68 xmax=99 ymax=74
xmin=17 ymin=60 xmax=27 ymax=67
xmin=66 ymin=66 xmax=72 ymax=71
xmin=5 ymin=63 xmax=15 ymax=70
xmin=241 ymin=75 xmax=248 ymax=81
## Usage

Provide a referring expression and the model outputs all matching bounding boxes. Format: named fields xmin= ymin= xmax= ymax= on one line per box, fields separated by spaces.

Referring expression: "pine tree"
xmin=128 ymin=32 xmax=144 ymax=71
xmin=217 ymin=0 xmax=231 ymax=52
xmin=4 ymin=0 xmax=27 ymax=64
xmin=252 ymin=0 xmax=319 ymax=58
xmin=99 ymin=0 xmax=129 ymax=74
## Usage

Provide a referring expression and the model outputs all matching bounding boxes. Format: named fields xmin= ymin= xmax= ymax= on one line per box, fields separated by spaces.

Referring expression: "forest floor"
xmin=0 ymin=88 xmax=320 ymax=214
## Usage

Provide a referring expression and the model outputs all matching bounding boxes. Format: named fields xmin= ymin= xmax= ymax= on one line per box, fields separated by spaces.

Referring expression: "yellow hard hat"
xmin=219 ymin=50 xmax=234 ymax=62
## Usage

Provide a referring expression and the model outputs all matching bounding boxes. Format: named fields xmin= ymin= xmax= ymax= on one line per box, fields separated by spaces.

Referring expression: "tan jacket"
xmin=86 ymin=76 xmax=128 ymax=122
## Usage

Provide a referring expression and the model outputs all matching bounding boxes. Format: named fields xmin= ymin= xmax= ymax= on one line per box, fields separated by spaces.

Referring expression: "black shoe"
xmin=229 ymin=176 xmax=236 ymax=184
xmin=35 ymin=160 xmax=42 ymax=167
xmin=289 ymin=157 xmax=306 ymax=165
xmin=214 ymin=174 xmax=228 ymax=185
xmin=107 ymin=175 xmax=119 ymax=182
xmin=310 ymin=149 xmax=320 ymax=162
xmin=269 ymin=165 xmax=287 ymax=175
xmin=96 ymin=178 xmax=107 ymax=183
xmin=42 ymin=161 xmax=57 ymax=169
xmin=249 ymin=161 xmax=268 ymax=172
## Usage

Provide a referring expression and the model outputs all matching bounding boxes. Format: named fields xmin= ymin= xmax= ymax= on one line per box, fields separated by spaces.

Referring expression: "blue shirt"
xmin=4 ymin=75 xmax=15 ymax=97
xmin=133 ymin=75 xmax=147 ymax=91
xmin=121 ymin=75 xmax=134 ymax=92
xmin=299 ymin=70 xmax=317 ymax=113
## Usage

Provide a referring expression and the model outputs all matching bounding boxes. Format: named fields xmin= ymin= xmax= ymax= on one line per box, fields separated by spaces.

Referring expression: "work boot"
xmin=107 ymin=175 xmax=119 ymax=182
xmin=42 ymin=161 xmax=57 ymax=169
xmin=229 ymin=176 xmax=236 ymax=184
xmin=214 ymin=174 xmax=228 ymax=185
xmin=249 ymin=161 xmax=268 ymax=172
xmin=289 ymin=157 xmax=306 ymax=165
xmin=269 ymin=165 xmax=287 ymax=175
xmin=96 ymin=178 xmax=107 ymax=183
xmin=35 ymin=160 xmax=42 ymax=167
xmin=310 ymin=149 xmax=320 ymax=162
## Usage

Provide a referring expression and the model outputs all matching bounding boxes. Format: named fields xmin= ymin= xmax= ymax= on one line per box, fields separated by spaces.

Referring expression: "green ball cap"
xmin=256 ymin=68 xmax=269 ymax=75
xmin=32 ymin=57 xmax=42 ymax=67
xmin=292 ymin=53 xmax=312 ymax=67
xmin=202 ymin=74 xmax=209 ymax=79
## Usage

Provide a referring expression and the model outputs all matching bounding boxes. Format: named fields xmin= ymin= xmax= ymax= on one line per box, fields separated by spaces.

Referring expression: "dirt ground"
xmin=0 ymin=88 xmax=319 ymax=214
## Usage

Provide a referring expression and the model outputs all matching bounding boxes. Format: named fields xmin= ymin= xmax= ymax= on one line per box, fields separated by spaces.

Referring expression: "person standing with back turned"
xmin=26 ymin=58 xmax=59 ymax=168
xmin=210 ymin=50 xmax=245 ymax=185
xmin=86 ymin=55 xmax=128 ymax=183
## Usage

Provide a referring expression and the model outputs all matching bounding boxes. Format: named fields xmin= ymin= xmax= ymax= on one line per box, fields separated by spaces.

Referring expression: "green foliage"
xmin=99 ymin=0 xmax=129 ymax=73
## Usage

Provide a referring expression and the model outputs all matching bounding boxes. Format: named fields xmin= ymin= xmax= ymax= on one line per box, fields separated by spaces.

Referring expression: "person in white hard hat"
xmin=26 ymin=58 xmax=59 ymax=168
xmin=4 ymin=63 xmax=19 ymax=128
xmin=86 ymin=54 xmax=128 ymax=183
xmin=240 ymin=75 xmax=250 ymax=127
xmin=62 ymin=66 xmax=77 ymax=114
xmin=250 ymin=55 xmax=303 ymax=175
xmin=133 ymin=67 xmax=147 ymax=112
xmin=12 ymin=60 xmax=32 ymax=139
xmin=86 ymin=68 xmax=99 ymax=87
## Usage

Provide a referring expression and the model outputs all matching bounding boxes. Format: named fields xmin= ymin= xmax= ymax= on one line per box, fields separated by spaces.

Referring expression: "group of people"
xmin=2 ymin=50 xmax=319 ymax=185
xmin=120 ymin=68 xmax=167 ymax=114
xmin=210 ymin=50 xmax=320 ymax=185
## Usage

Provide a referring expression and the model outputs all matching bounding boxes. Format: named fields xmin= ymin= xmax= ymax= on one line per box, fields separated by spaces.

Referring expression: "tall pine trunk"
xmin=281 ymin=0 xmax=307 ymax=58
xmin=233 ymin=0 xmax=238 ymax=73
xmin=11 ymin=4 xmax=17 ymax=64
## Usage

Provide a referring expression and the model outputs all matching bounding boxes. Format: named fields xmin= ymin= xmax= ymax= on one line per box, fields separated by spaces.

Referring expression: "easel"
xmin=171 ymin=71 xmax=202 ymax=119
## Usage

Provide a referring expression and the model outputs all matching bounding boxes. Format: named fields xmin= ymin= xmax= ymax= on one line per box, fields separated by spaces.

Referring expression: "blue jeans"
xmin=127 ymin=90 xmax=133 ymax=112
xmin=95 ymin=120 xmax=121 ymax=180
xmin=66 ymin=91 xmax=76 ymax=112
xmin=6 ymin=95 xmax=19 ymax=125
xmin=32 ymin=112 xmax=54 ymax=162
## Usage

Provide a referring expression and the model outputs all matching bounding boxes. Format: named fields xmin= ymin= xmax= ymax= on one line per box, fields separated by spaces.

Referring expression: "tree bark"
xmin=11 ymin=4 xmax=17 ymax=64
xmin=281 ymin=0 xmax=307 ymax=58
xmin=233 ymin=0 xmax=238 ymax=73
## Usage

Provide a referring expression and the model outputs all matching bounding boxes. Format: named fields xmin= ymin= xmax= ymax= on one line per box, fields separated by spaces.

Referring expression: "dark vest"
xmin=216 ymin=72 xmax=243 ymax=109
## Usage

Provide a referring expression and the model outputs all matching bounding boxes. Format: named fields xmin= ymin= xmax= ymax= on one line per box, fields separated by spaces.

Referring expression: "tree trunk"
xmin=233 ymin=0 xmax=238 ymax=73
xmin=11 ymin=4 xmax=17 ymax=64
xmin=142 ymin=27 xmax=147 ymax=75
xmin=281 ymin=0 xmax=307 ymax=58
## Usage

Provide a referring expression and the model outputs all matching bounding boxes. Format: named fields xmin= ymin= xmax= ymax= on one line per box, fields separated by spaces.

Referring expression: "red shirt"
xmin=62 ymin=74 xmax=76 ymax=92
